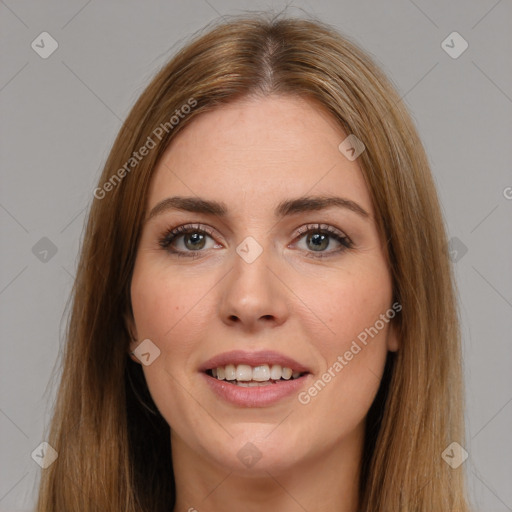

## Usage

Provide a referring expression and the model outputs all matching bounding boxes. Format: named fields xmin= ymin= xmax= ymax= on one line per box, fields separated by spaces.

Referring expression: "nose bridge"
xmin=218 ymin=236 xmax=289 ymax=328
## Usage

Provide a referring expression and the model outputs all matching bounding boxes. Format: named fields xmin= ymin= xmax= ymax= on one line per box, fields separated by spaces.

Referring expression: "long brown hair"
xmin=37 ymin=12 xmax=470 ymax=511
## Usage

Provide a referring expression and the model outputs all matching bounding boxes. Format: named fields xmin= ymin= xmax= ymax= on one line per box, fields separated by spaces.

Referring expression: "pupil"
xmin=185 ymin=232 xmax=205 ymax=250
xmin=308 ymin=233 xmax=328 ymax=251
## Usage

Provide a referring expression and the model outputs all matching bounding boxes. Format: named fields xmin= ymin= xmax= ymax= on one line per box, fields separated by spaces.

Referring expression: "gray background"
xmin=1 ymin=0 xmax=511 ymax=510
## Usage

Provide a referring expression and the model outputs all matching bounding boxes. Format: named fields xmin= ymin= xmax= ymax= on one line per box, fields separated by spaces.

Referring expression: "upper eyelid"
xmin=168 ymin=223 xmax=219 ymax=239
xmin=293 ymin=223 xmax=348 ymax=239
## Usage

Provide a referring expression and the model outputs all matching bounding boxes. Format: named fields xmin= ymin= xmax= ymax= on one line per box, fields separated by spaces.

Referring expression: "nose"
xmin=218 ymin=244 xmax=290 ymax=331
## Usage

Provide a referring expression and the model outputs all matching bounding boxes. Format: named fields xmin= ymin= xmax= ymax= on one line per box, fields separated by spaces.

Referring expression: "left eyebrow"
xmin=145 ymin=194 xmax=369 ymax=224
xmin=275 ymin=195 xmax=369 ymax=219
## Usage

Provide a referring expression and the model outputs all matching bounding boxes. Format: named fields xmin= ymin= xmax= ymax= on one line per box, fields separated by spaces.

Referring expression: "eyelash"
xmin=158 ymin=223 xmax=353 ymax=259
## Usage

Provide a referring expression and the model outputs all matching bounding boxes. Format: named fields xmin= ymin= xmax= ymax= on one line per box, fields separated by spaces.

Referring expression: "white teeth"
xmin=236 ymin=364 xmax=252 ymax=381
xmin=252 ymin=364 xmax=270 ymax=381
xmin=224 ymin=364 xmax=236 ymax=380
xmin=281 ymin=367 xmax=292 ymax=380
xmin=270 ymin=364 xmax=282 ymax=380
xmin=212 ymin=363 xmax=302 ymax=382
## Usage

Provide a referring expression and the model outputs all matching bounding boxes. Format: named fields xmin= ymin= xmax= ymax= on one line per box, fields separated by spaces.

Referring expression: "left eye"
xmin=293 ymin=226 xmax=351 ymax=255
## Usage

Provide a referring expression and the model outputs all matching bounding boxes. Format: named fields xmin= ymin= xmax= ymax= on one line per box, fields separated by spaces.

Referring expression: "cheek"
xmin=130 ymin=258 xmax=216 ymax=348
xmin=129 ymin=261 xmax=216 ymax=432
xmin=298 ymin=263 xmax=393 ymax=351
xmin=291 ymin=264 xmax=392 ymax=422
xmin=129 ymin=256 xmax=224 ymax=410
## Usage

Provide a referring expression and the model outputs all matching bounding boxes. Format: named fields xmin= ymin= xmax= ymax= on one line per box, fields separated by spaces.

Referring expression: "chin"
xmin=199 ymin=427 xmax=308 ymax=475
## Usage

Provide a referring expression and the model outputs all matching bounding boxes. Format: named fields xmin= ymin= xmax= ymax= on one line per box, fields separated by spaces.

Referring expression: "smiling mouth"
xmin=205 ymin=363 xmax=308 ymax=387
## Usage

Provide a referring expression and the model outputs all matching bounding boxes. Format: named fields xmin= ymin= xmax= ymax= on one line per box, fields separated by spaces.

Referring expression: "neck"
xmin=171 ymin=426 xmax=364 ymax=512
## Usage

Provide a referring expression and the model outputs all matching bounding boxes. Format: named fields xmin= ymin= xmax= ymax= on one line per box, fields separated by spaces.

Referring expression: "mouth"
xmin=205 ymin=363 xmax=307 ymax=387
xmin=200 ymin=350 xmax=311 ymax=406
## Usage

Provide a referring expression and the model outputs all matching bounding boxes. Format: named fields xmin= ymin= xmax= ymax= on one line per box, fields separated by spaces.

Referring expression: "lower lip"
xmin=202 ymin=373 xmax=309 ymax=407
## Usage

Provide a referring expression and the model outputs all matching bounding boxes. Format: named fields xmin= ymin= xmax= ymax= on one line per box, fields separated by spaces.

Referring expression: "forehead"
xmin=147 ymin=95 xmax=372 ymax=215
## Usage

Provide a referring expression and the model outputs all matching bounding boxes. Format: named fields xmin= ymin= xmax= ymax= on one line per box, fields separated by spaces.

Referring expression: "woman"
xmin=36 ymin=13 xmax=471 ymax=512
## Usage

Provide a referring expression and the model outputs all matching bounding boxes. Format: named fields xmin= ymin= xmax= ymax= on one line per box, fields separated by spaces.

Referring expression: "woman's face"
xmin=129 ymin=95 xmax=398 ymax=475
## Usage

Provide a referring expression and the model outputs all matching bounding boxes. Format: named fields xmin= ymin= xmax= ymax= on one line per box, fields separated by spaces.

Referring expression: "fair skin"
xmin=128 ymin=94 xmax=399 ymax=512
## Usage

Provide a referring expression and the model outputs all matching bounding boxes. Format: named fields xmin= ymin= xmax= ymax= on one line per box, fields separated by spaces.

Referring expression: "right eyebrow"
xmin=145 ymin=196 xmax=228 ymax=224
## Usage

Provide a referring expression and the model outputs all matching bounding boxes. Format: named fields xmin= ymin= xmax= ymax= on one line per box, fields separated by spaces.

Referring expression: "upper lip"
xmin=199 ymin=350 xmax=311 ymax=374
